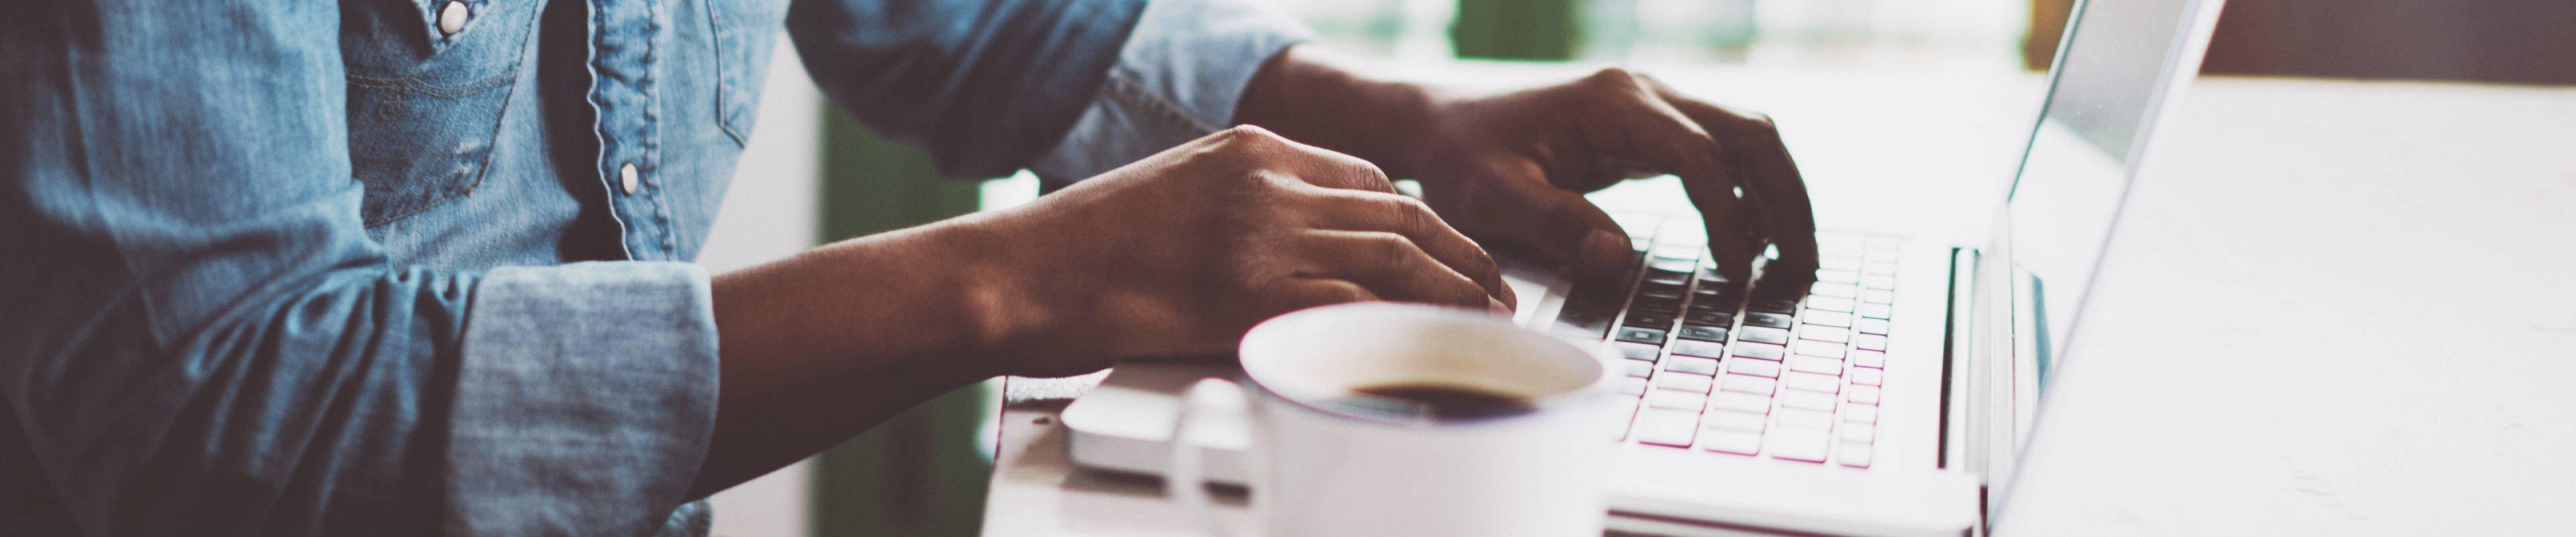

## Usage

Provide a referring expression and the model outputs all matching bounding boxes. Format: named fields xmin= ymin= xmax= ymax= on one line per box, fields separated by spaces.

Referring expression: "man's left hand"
xmin=1236 ymin=46 xmax=1821 ymax=287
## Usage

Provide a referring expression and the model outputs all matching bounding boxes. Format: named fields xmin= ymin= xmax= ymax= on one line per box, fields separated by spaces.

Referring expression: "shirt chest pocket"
xmin=708 ymin=0 xmax=787 ymax=146
xmin=341 ymin=0 xmax=539 ymax=226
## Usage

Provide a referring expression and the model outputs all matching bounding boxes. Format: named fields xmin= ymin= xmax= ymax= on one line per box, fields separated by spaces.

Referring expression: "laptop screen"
xmin=2005 ymin=0 xmax=2216 ymax=372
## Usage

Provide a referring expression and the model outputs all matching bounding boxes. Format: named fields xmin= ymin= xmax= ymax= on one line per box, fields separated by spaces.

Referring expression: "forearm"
xmin=1233 ymin=45 xmax=1436 ymax=178
xmin=694 ymin=213 xmax=1028 ymax=497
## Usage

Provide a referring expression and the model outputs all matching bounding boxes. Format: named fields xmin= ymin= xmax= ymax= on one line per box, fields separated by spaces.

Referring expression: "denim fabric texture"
xmin=1 ymin=0 xmax=1303 ymax=534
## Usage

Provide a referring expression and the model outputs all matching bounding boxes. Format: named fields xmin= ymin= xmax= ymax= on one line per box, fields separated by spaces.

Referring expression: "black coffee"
xmin=1348 ymin=383 xmax=1537 ymax=420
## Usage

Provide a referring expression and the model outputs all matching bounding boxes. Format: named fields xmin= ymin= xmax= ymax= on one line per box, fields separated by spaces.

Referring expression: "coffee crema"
xmin=1345 ymin=383 xmax=1539 ymax=420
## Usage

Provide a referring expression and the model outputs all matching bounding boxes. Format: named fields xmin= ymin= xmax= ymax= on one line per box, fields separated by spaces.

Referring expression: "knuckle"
xmin=1218 ymin=124 xmax=1285 ymax=146
xmin=1584 ymin=66 xmax=1642 ymax=89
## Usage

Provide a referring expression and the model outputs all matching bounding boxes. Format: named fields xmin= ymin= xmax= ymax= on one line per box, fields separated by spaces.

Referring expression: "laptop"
xmin=1058 ymin=0 xmax=2226 ymax=534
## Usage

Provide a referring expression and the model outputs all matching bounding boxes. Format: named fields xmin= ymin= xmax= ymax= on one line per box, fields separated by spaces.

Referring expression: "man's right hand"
xmin=967 ymin=125 xmax=1511 ymax=376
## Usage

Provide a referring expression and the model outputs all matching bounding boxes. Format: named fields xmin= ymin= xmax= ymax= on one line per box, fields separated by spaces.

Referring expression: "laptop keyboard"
xmin=1557 ymin=215 xmax=1898 ymax=469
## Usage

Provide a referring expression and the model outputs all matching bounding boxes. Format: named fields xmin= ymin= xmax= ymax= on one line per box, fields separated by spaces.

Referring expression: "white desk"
xmin=979 ymin=71 xmax=2576 ymax=535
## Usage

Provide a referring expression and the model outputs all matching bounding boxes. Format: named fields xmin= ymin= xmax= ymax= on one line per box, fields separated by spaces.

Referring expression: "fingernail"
xmin=1497 ymin=281 xmax=1520 ymax=310
xmin=1487 ymin=297 xmax=1514 ymax=315
xmin=1578 ymin=228 xmax=1631 ymax=279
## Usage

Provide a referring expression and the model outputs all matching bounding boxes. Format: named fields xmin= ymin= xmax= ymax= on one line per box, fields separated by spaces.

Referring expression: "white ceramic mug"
xmin=1165 ymin=303 xmax=1617 ymax=536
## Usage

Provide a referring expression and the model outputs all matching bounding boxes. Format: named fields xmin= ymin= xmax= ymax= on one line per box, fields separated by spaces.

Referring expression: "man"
xmin=0 ymin=0 xmax=1817 ymax=534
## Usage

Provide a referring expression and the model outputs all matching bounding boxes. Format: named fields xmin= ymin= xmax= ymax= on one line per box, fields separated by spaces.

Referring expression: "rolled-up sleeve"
xmin=1028 ymin=0 xmax=1315 ymax=182
xmin=0 ymin=1 xmax=716 ymax=536
xmin=448 ymin=264 xmax=719 ymax=536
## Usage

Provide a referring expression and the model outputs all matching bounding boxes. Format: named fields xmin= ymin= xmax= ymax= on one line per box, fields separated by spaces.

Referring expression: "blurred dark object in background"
xmin=2029 ymin=0 xmax=2576 ymax=85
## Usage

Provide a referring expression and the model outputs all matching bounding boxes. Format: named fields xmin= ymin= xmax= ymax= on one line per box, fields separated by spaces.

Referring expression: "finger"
xmin=1301 ymin=188 xmax=1515 ymax=308
xmin=1291 ymin=230 xmax=1499 ymax=311
xmin=1646 ymin=79 xmax=1821 ymax=275
xmin=1474 ymin=158 xmax=1637 ymax=283
xmin=1253 ymin=277 xmax=1381 ymax=319
xmin=1568 ymin=70 xmax=1757 ymax=281
xmin=1222 ymin=125 xmax=1400 ymax=194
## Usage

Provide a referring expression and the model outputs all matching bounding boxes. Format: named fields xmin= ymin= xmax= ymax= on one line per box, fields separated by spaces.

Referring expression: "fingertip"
xmin=1487 ymin=297 xmax=1513 ymax=315
xmin=1498 ymin=279 xmax=1521 ymax=309
xmin=1577 ymin=228 xmax=1635 ymax=281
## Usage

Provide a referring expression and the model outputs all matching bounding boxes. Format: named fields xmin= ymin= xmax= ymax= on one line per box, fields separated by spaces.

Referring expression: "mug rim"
xmin=1236 ymin=302 xmax=1611 ymax=425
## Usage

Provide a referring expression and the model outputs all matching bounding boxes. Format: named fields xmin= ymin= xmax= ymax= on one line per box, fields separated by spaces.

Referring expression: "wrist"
xmin=1234 ymin=45 xmax=1438 ymax=178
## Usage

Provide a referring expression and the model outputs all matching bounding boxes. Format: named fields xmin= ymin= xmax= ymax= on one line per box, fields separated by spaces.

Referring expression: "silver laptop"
xmin=1059 ymin=0 xmax=2226 ymax=534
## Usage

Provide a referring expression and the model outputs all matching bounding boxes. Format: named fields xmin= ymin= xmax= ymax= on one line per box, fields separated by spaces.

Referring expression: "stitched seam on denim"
xmin=586 ymin=0 xmax=637 ymax=260
xmin=1105 ymin=68 xmax=1219 ymax=135
xmin=355 ymin=13 xmax=537 ymax=228
xmin=704 ymin=0 xmax=749 ymax=147
xmin=347 ymin=73 xmax=515 ymax=99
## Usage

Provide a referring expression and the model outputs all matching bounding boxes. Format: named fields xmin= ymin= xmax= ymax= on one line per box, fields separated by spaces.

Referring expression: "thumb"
xmin=1469 ymin=160 xmax=1635 ymax=283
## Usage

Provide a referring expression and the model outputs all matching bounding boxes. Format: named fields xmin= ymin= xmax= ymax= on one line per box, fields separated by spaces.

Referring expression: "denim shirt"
xmin=0 ymin=0 xmax=1306 ymax=534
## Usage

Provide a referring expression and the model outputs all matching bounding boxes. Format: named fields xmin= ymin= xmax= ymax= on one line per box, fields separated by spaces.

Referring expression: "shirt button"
xmin=437 ymin=1 xmax=470 ymax=36
xmin=619 ymin=163 xmax=640 ymax=195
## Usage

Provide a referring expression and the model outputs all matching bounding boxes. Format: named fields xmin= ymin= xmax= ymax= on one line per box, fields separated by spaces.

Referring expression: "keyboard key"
xmin=1625 ymin=312 xmax=1676 ymax=328
xmin=1837 ymin=443 xmax=1874 ymax=468
xmin=1632 ymin=409 xmax=1698 ymax=447
xmin=1843 ymin=404 xmax=1880 ymax=424
xmin=1787 ymin=356 xmax=1844 ymax=376
xmin=1816 ymin=268 xmax=1860 ymax=284
xmin=1650 ymin=245 xmax=1701 ymax=261
xmin=1705 ymin=410 xmax=1768 ymax=432
xmin=1614 ymin=342 xmax=1660 ymax=361
xmin=1617 ymin=377 xmax=1649 ymax=395
xmin=1862 ymin=275 xmax=1896 ymax=290
xmin=1648 ymin=257 xmax=1697 ymax=273
xmin=1854 ymin=334 xmax=1889 ymax=351
xmin=1655 ymin=373 xmax=1714 ymax=394
xmin=1774 ymin=407 xmax=1835 ymax=430
xmin=1712 ymin=392 xmax=1772 ymax=413
xmin=1792 ymin=340 xmax=1845 ymax=358
xmin=1629 ymin=297 xmax=1680 ymax=316
xmin=1841 ymin=423 xmax=1876 ymax=444
xmin=1719 ymin=374 xmax=1777 ymax=395
xmin=1638 ymin=285 xmax=1685 ymax=300
xmin=1701 ymin=429 xmax=1764 ymax=455
xmin=1780 ymin=389 xmax=1839 ymax=411
xmin=1803 ymin=309 xmax=1854 ymax=328
xmin=1664 ymin=356 xmax=1720 ymax=375
xmin=1731 ymin=342 xmax=1785 ymax=360
xmin=1858 ymin=303 xmax=1893 ymax=320
xmin=1850 ymin=367 xmax=1884 ymax=386
xmin=1864 ymin=261 xmax=1897 ymax=275
xmin=1809 ymin=283 xmax=1858 ymax=298
xmin=1669 ymin=339 xmax=1727 ymax=358
xmin=1799 ymin=325 xmax=1851 ymax=343
xmin=1748 ymin=297 xmax=1799 ymax=314
xmin=1851 ymin=350 xmax=1888 ymax=369
xmin=1676 ymin=325 xmax=1727 ymax=342
xmin=1848 ymin=385 xmax=1883 ymax=405
xmin=1807 ymin=296 xmax=1855 ymax=312
xmin=1863 ymin=289 xmax=1896 ymax=305
xmin=1737 ymin=326 xmax=1790 ymax=345
xmin=1646 ymin=390 xmax=1706 ymax=411
xmin=1616 ymin=327 xmax=1666 ymax=345
xmin=1626 ymin=360 xmax=1655 ymax=378
xmin=1643 ymin=270 xmax=1690 ymax=287
xmin=1742 ymin=312 xmax=1792 ymax=329
xmin=1819 ymin=254 xmax=1862 ymax=270
xmin=1856 ymin=318 xmax=1890 ymax=335
xmin=1729 ymin=358 xmax=1782 ymax=379
xmin=1782 ymin=371 xmax=1841 ymax=393
xmin=1770 ymin=428 xmax=1831 ymax=462
xmin=1684 ymin=310 xmax=1734 ymax=326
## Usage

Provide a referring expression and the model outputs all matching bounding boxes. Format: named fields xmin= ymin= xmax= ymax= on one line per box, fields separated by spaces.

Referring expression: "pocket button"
xmin=437 ymin=1 xmax=470 ymax=36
